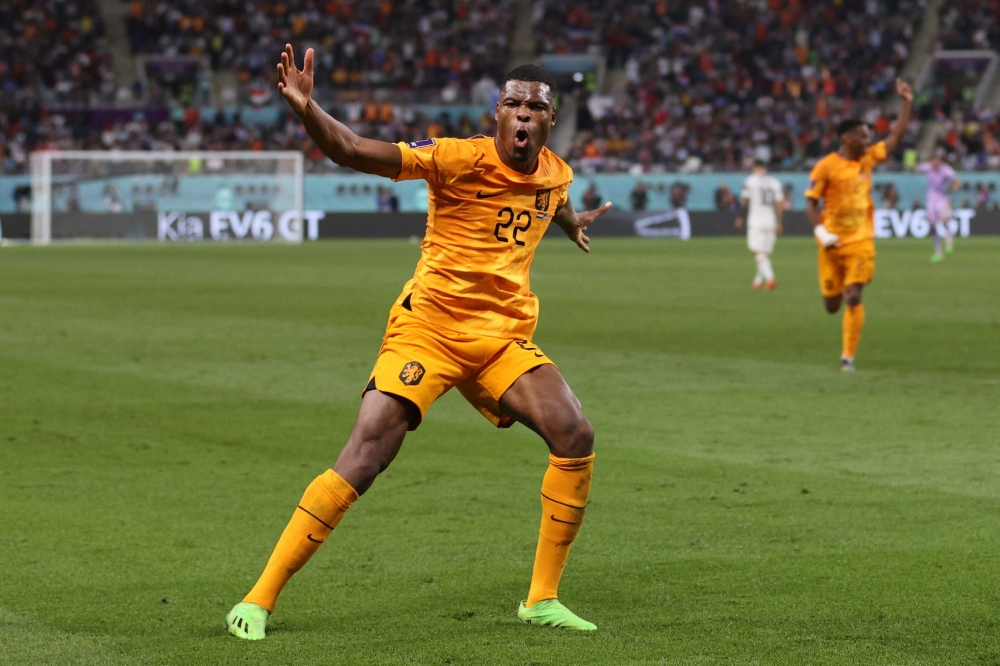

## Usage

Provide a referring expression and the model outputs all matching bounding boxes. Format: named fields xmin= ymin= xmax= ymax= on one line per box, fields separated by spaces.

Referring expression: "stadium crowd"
xmin=545 ymin=0 xmax=924 ymax=172
xmin=126 ymin=0 xmax=512 ymax=96
xmin=4 ymin=0 xmax=1000 ymax=175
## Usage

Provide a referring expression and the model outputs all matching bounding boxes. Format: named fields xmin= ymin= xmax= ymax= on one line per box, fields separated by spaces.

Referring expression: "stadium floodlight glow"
xmin=29 ymin=150 xmax=305 ymax=244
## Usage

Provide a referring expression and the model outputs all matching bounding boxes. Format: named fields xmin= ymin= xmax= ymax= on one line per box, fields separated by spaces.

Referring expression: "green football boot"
xmin=930 ymin=253 xmax=944 ymax=263
xmin=225 ymin=602 xmax=269 ymax=640
xmin=517 ymin=599 xmax=597 ymax=631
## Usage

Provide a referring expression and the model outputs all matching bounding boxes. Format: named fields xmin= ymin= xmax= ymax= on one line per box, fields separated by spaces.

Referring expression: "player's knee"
xmin=845 ymin=292 xmax=862 ymax=307
xmin=824 ymin=299 xmax=840 ymax=314
xmin=552 ymin=416 xmax=594 ymax=458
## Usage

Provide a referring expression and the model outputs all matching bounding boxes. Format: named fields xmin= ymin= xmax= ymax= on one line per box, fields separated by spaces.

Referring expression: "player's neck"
xmin=494 ymin=136 xmax=540 ymax=175
xmin=838 ymin=146 xmax=864 ymax=161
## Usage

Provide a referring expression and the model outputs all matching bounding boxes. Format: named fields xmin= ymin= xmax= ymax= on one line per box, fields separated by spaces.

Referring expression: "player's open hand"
xmin=278 ymin=44 xmax=314 ymax=115
xmin=896 ymin=77 xmax=913 ymax=104
xmin=568 ymin=202 xmax=612 ymax=253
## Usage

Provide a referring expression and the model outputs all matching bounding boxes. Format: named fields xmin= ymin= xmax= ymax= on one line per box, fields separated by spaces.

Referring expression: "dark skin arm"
xmin=806 ymin=197 xmax=822 ymax=229
xmin=552 ymin=198 xmax=612 ymax=252
xmin=278 ymin=44 xmax=402 ymax=178
xmin=882 ymin=78 xmax=914 ymax=155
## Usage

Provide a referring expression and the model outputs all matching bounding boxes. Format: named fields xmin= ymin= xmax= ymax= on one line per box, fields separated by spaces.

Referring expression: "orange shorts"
xmin=818 ymin=239 xmax=876 ymax=298
xmin=365 ymin=306 xmax=554 ymax=430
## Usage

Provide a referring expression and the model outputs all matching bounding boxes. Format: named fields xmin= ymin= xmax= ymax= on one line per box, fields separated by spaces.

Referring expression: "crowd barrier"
xmin=5 ymin=171 xmax=1000 ymax=215
xmin=2 ymin=209 xmax=998 ymax=242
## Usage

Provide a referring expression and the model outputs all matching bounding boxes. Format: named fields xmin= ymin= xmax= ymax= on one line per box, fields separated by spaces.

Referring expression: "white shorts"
xmin=748 ymin=228 xmax=776 ymax=254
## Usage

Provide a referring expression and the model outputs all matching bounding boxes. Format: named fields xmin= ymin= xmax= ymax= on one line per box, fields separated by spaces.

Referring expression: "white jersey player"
xmin=735 ymin=161 xmax=784 ymax=290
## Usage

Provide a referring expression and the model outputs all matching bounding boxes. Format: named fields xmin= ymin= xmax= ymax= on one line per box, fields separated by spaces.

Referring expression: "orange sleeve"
xmin=392 ymin=138 xmax=469 ymax=183
xmin=867 ymin=141 xmax=888 ymax=164
xmin=804 ymin=160 xmax=827 ymax=201
xmin=554 ymin=183 xmax=571 ymax=209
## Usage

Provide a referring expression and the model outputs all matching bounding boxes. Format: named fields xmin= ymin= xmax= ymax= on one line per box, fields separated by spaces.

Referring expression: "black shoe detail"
xmin=297 ymin=505 xmax=336 ymax=531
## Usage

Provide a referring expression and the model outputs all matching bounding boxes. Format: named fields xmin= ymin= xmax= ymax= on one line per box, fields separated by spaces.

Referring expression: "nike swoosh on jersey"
xmin=476 ymin=190 xmax=504 ymax=199
xmin=306 ymin=534 xmax=324 ymax=543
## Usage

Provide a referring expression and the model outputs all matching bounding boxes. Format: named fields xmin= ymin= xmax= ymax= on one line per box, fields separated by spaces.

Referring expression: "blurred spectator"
xmin=66 ymin=185 xmax=82 ymax=213
xmin=881 ymin=184 xmax=900 ymax=210
xmin=103 ymin=184 xmax=122 ymax=212
xmin=976 ymin=183 xmax=992 ymax=210
xmin=376 ymin=186 xmax=399 ymax=212
xmin=630 ymin=181 xmax=648 ymax=211
xmin=670 ymin=182 xmax=690 ymax=209
xmin=715 ymin=183 xmax=738 ymax=212
xmin=581 ymin=181 xmax=601 ymax=210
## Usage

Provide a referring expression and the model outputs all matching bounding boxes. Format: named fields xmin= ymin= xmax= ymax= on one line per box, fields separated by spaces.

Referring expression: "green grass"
xmin=1 ymin=237 xmax=999 ymax=665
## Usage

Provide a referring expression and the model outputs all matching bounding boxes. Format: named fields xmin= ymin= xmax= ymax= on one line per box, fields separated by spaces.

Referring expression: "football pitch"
xmin=1 ymin=237 xmax=998 ymax=665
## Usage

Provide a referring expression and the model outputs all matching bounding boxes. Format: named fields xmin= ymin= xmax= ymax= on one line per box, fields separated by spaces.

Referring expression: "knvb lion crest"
xmin=399 ymin=361 xmax=426 ymax=386
xmin=535 ymin=189 xmax=551 ymax=212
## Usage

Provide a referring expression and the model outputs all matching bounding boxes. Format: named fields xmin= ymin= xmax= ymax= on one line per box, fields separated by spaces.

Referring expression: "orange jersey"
xmin=805 ymin=142 xmax=887 ymax=245
xmin=391 ymin=136 xmax=573 ymax=339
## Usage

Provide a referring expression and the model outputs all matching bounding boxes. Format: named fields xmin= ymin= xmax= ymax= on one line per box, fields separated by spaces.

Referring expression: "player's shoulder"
xmin=813 ymin=152 xmax=839 ymax=170
xmin=537 ymin=146 xmax=574 ymax=185
xmin=407 ymin=135 xmax=488 ymax=157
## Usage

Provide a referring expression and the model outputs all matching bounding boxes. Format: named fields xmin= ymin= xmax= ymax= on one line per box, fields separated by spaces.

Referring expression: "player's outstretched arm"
xmin=278 ymin=44 xmax=402 ymax=179
xmin=883 ymin=78 xmax=914 ymax=155
xmin=552 ymin=199 xmax=612 ymax=253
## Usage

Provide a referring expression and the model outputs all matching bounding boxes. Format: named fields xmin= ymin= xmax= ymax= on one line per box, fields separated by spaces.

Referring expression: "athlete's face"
xmin=841 ymin=124 xmax=871 ymax=156
xmin=495 ymin=80 xmax=557 ymax=170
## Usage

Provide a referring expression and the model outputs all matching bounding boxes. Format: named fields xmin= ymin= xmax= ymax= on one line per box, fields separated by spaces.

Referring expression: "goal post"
xmin=29 ymin=150 xmax=305 ymax=244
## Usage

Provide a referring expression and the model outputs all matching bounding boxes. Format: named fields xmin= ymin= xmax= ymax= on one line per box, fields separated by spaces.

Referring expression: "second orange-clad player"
xmin=225 ymin=45 xmax=613 ymax=639
xmin=805 ymin=77 xmax=913 ymax=371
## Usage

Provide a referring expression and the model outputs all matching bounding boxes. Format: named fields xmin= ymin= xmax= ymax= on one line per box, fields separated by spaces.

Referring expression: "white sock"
xmin=755 ymin=253 xmax=774 ymax=282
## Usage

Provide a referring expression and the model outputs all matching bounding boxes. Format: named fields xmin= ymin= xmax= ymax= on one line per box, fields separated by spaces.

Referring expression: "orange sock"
xmin=526 ymin=453 xmax=594 ymax=607
xmin=243 ymin=469 xmax=358 ymax=612
xmin=841 ymin=303 xmax=865 ymax=360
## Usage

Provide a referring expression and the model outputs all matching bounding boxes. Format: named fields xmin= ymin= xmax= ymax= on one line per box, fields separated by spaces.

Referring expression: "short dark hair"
xmin=500 ymin=64 xmax=556 ymax=99
xmin=836 ymin=119 xmax=867 ymax=137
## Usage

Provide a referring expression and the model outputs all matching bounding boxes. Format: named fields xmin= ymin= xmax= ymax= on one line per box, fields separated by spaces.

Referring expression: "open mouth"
xmin=514 ymin=129 xmax=529 ymax=149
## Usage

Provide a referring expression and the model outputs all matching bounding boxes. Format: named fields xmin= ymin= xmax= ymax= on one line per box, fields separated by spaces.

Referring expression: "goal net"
xmin=29 ymin=151 xmax=304 ymax=244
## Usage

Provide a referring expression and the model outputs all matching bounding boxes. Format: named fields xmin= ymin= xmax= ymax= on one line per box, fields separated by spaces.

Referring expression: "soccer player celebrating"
xmin=735 ymin=160 xmax=784 ymax=290
xmin=918 ymin=150 xmax=961 ymax=263
xmin=805 ymin=77 xmax=913 ymax=372
xmin=224 ymin=45 xmax=612 ymax=639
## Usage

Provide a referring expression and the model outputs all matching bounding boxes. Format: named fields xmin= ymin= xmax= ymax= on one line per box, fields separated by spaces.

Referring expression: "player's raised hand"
xmin=277 ymin=44 xmax=314 ymax=115
xmin=896 ymin=77 xmax=913 ymax=104
xmin=567 ymin=201 xmax=612 ymax=253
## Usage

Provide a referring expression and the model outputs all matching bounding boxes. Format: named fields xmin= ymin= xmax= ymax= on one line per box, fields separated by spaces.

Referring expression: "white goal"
xmin=29 ymin=151 xmax=304 ymax=244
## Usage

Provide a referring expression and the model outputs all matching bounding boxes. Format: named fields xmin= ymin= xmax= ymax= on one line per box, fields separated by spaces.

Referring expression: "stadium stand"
xmin=539 ymin=0 xmax=924 ymax=172
xmin=0 ymin=0 xmax=115 ymax=173
xmin=3 ymin=0 xmax=1000 ymax=175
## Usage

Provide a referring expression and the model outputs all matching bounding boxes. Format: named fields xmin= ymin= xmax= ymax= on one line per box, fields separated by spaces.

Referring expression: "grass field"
xmin=1 ymin=237 xmax=999 ymax=665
